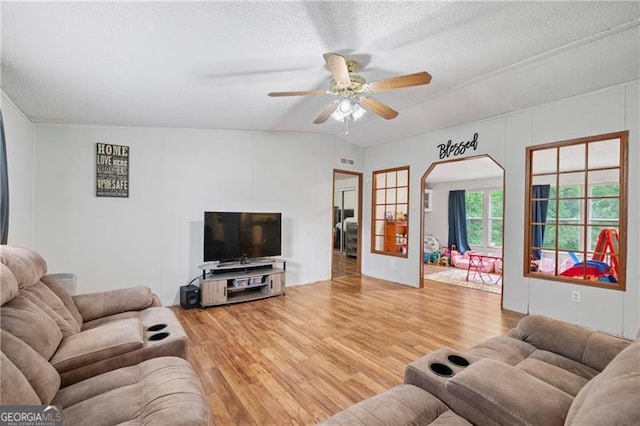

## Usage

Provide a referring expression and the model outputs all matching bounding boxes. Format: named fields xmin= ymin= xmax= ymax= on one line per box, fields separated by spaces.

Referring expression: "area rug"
xmin=424 ymin=268 xmax=502 ymax=294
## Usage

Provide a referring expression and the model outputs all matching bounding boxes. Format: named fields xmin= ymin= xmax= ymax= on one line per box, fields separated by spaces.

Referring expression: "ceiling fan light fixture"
xmin=331 ymin=98 xmax=366 ymax=122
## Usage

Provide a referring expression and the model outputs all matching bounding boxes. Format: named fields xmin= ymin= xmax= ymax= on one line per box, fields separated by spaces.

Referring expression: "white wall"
xmin=363 ymin=82 xmax=639 ymax=338
xmin=1 ymin=91 xmax=35 ymax=247
xmin=32 ymin=124 xmax=363 ymax=305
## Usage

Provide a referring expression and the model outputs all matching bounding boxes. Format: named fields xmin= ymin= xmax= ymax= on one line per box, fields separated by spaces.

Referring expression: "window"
xmin=465 ymin=189 xmax=503 ymax=248
xmin=524 ymin=131 xmax=627 ymax=290
xmin=465 ymin=191 xmax=483 ymax=246
xmin=372 ymin=166 xmax=409 ymax=257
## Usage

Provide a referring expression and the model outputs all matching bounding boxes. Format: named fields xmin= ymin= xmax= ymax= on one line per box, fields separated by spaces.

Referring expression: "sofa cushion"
xmin=446 ymin=358 xmax=573 ymax=426
xmin=0 ymin=263 xmax=19 ymax=305
xmin=0 ymin=329 xmax=60 ymax=404
xmin=73 ymin=286 xmax=154 ymax=322
xmin=0 ymin=245 xmax=47 ymax=289
xmin=0 ymin=295 xmax=63 ymax=359
xmin=0 ymin=352 xmax=41 ymax=405
xmin=317 ymin=384 xmax=471 ymax=426
xmin=510 ymin=315 xmax=630 ymax=371
xmin=41 ymin=274 xmax=84 ymax=328
xmin=20 ymin=281 xmax=81 ymax=337
xmin=52 ymin=357 xmax=209 ymax=426
xmin=515 ymin=357 xmax=589 ymax=396
xmin=565 ymin=340 xmax=640 ymax=425
xmin=463 ymin=336 xmax=537 ymax=365
xmin=50 ymin=318 xmax=144 ymax=373
xmin=527 ymin=349 xmax=599 ymax=381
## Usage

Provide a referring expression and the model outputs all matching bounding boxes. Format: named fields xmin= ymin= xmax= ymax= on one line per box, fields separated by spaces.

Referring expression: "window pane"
xmin=542 ymin=224 xmax=557 ymax=249
xmin=386 ymin=188 xmax=396 ymax=203
xmin=557 ymin=225 xmax=582 ymax=252
xmin=376 ymin=189 xmax=385 ymax=204
xmin=375 ymin=205 xmax=386 ymax=221
xmin=558 ymin=174 xmax=584 ymax=192
xmin=465 ymin=191 xmax=483 ymax=217
xmin=532 ymin=175 xmax=556 ymax=196
xmin=397 ymin=187 xmax=408 ymax=203
xmin=532 ymin=148 xmax=557 ymax=174
xmin=386 ymin=171 xmax=396 ymax=187
xmin=374 ymin=236 xmax=384 ymax=251
xmin=397 ymin=204 xmax=408 ymax=217
xmin=375 ymin=220 xmax=385 ymax=235
xmin=490 ymin=190 xmax=503 ymax=218
xmin=397 ymin=169 xmax=408 ymax=186
xmin=557 ymin=199 xmax=583 ymax=224
xmin=588 ymin=226 xmax=619 ymax=253
xmin=588 ymin=139 xmax=619 ymax=169
xmin=589 ymin=198 xmax=618 ymax=223
xmin=385 ymin=206 xmax=396 ymax=221
xmin=376 ymin=173 xmax=385 ymax=188
xmin=589 ymin=177 xmax=619 ymax=196
xmin=467 ymin=219 xmax=483 ymax=245
xmin=490 ymin=219 xmax=503 ymax=246
xmin=559 ymin=144 xmax=585 ymax=172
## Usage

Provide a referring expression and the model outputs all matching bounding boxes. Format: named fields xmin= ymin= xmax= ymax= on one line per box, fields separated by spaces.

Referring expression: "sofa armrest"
xmin=50 ymin=318 xmax=144 ymax=372
xmin=446 ymin=358 xmax=573 ymax=426
xmin=510 ymin=315 xmax=631 ymax=371
xmin=73 ymin=286 xmax=154 ymax=322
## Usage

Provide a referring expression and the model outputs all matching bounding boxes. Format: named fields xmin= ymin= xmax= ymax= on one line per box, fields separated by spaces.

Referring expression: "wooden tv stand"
xmin=198 ymin=259 xmax=286 ymax=307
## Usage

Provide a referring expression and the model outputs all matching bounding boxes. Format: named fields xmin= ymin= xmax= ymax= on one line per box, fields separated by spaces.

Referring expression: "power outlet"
xmin=571 ymin=291 xmax=581 ymax=303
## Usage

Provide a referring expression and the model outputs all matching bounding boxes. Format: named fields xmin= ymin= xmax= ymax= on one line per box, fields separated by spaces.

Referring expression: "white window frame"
xmin=466 ymin=188 xmax=503 ymax=249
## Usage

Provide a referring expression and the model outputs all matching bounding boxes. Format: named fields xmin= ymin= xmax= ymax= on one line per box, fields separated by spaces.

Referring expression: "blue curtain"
xmin=448 ymin=190 xmax=470 ymax=253
xmin=0 ymin=109 xmax=8 ymax=244
xmin=531 ymin=184 xmax=551 ymax=260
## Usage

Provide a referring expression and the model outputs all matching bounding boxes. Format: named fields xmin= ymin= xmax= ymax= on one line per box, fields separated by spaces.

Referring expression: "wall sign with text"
xmin=437 ymin=132 xmax=479 ymax=159
xmin=96 ymin=143 xmax=129 ymax=197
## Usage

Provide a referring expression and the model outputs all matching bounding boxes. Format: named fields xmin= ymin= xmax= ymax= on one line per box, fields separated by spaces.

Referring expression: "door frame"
xmin=332 ymin=169 xmax=363 ymax=277
xmin=419 ymin=155 xmax=505 ymax=306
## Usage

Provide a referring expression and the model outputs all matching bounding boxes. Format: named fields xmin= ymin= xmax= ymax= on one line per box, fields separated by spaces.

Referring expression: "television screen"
xmin=203 ymin=212 xmax=281 ymax=262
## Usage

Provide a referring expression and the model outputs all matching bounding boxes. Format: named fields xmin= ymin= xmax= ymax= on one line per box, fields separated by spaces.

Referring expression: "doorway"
xmin=332 ymin=170 xmax=362 ymax=278
xmin=420 ymin=156 xmax=505 ymax=298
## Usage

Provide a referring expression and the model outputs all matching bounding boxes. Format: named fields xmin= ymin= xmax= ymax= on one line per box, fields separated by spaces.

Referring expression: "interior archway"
xmin=419 ymin=155 xmax=505 ymax=301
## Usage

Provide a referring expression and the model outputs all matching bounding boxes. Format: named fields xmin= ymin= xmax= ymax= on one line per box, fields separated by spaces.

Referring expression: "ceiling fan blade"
xmin=323 ymin=53 xmax=351 ymax=85
xmin=359 ymin=97 xmax=399 ymax=120
xmin=313 ymin=100 xmax=341 ymax=124
xmin=268 ymin=90 xmax=329 ymax=97
xmin=367 ymin=71 xmax=432 ymax=92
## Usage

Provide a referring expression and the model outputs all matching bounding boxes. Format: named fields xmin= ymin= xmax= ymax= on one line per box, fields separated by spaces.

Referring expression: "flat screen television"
xmin=203 ymin=212 xmax=282 ymax=262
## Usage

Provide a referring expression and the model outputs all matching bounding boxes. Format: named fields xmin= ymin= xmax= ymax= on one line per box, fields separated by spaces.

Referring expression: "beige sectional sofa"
xmin=0 ymin=245 xmax=209 ymax=425
xmin=321 ymin=315 xmax=639 ymax=425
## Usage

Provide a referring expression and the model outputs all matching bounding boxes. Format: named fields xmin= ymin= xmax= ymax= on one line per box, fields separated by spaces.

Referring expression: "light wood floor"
xmin=172 ymin=275 xmax=523 ymax=425
xmin=332 ymin=251 xmax=358 ymax=278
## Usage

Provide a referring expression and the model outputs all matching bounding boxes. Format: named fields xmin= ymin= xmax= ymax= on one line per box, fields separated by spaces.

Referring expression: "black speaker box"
xmin=180 ymin=284 xmax=200 ymax=309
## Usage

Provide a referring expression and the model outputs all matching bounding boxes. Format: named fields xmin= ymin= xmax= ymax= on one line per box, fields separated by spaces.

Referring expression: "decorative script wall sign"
xmin=437 ymin=132 xmax=479 ymax=159
xmin=96 ymin=143 xmax=129 ymax=197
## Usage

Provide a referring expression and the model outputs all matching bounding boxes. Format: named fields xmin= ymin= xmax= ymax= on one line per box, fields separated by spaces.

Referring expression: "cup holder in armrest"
xmin=148 ymin=332 xmax=170 ymax=341
xmin=429 ymin=362 xmax=454 ymax=377
xmin=447 ymin=354 xmax=470 ymax=367
xmin=146 ymin=323 xmax=168 ymax=332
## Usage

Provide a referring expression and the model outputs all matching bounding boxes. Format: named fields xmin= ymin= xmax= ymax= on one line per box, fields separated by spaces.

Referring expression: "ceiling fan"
xmin=268 ymin=53 xmax=432 ymax=125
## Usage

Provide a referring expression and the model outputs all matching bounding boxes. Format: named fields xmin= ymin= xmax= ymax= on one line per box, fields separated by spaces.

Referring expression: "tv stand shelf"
xmin=198 ymin=259 xmax=286 ymax=307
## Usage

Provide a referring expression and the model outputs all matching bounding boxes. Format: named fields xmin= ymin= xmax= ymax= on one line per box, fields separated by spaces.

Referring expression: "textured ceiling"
xmin=1 ymin=2 xmax=639 ymax=147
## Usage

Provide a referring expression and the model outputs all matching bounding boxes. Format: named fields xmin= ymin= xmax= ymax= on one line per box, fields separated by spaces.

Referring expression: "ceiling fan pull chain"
xmin=345 ymin=116 xmax=350 ymax=135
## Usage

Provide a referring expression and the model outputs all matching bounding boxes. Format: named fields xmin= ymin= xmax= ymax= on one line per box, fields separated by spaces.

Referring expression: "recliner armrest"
xmin=445 ymin=358 xmax=573 ymax=426
xmin=50 ymin=318 xmax=144 ymax=372
xmin=73 ymin=286 xmax=155 ymax=322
